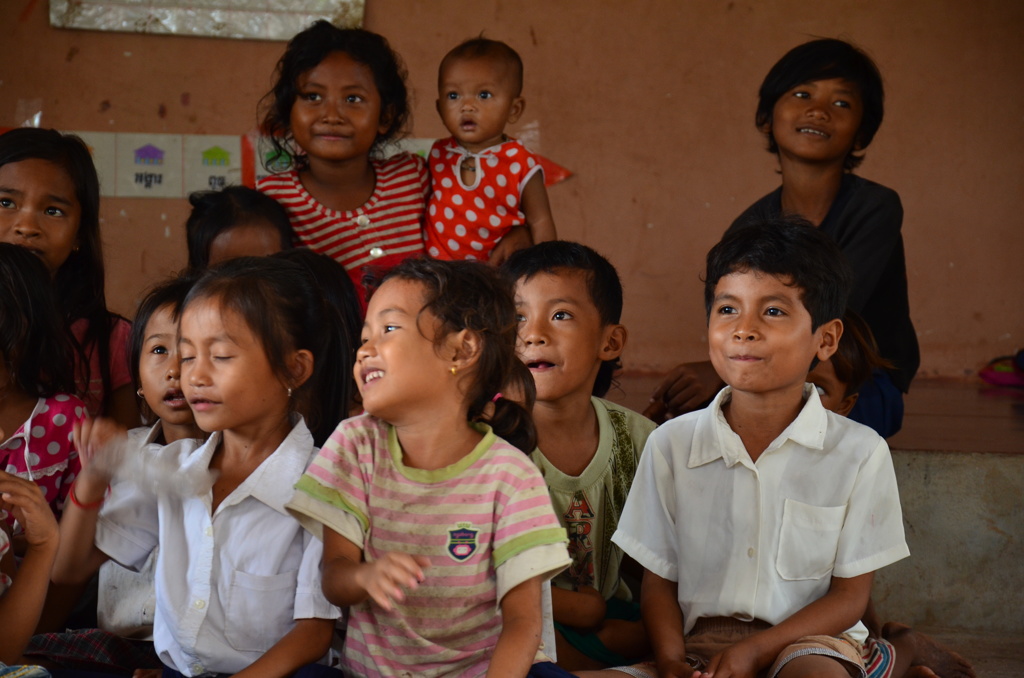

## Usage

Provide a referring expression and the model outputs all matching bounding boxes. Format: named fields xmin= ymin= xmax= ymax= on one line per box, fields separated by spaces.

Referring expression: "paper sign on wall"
xmin=115 ymin=133 xmax=184 ymax=198
xmin=183 ymin=135 xmax=243 ymax=195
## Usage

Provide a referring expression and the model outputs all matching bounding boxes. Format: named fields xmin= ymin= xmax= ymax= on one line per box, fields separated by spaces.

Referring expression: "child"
xmin=0 ymin=128 xmax=137 ymax=428
xmin=52 ymin=257 xmax=352 ymax=677
xmin=258 ymin=21 xmax=428 ymax=304
xmin=0 ymin=243 xmax=85 ymax=535
xmin=647 ymin=39 xmax=916 ymax=439
xmin=613 ymin=218 xmax=910 ymax=678
xmin=25 ymin=276 xmax=205 ymax=673
xmin=425 ymin=38 xmax=555 ymax=264
xmin=286 ymin=257 xmax=572 ymax=677
xmin=1 ymin=469 xmax=60 ymax=667
xmin=185 ymin=186 xmax=294 ymax=272
xmin=502 ymin=242 xmax=654 ymax=671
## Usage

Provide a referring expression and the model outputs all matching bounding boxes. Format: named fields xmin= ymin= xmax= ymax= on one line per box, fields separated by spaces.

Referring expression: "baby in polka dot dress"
xmin=426 ymin=37 xmax=556 ymax=263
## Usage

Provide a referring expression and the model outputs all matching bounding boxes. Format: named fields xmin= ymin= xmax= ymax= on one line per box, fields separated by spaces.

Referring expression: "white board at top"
xmin=49 ymin=0 xmax=363 ymax=41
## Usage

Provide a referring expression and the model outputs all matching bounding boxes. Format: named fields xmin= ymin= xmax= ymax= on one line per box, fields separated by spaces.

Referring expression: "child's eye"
xmin=300 ymin=92 xmax=321 ymax=102
xmin=0 ymin=198 xmax=14 ymax=208
xmin=446 ymin=91 xmax=459 ymax=100
xmin=213 ymin=355 xmax=232 ymax=361
xmin=514 ymin=313 xmax=526 ymax=323
xmin=479 ymin=91 xmax=492 ymax=100
xmin=833 ymin=100 xmax=850 ymax=109
xmin=716 ymin=305 xmax=736 ymax=315
xmin=383 ymin=324 xmax=399 ymax=333
xmin=345 ymin=94 xmax=364 ymax=104
xmin=552 ymin=311 xmax=572 ymax=321
xmin=151 ymin=345 xmax=169 ymax=356
xmin=765 ymin=307 xmax=785 ymax=317
xmin=793 ymin=91 xmax=809 ymax=99
xmin=180 ymin=355 xmax=195 ymax=363
xmin=45 ymin=206 xmax=66 ymax=217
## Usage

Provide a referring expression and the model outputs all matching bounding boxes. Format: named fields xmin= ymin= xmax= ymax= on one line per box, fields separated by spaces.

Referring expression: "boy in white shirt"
xmin=611 ymin=217 xmax=909 ymax=678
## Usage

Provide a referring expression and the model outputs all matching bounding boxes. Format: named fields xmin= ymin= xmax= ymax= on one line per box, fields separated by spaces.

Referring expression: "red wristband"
xmin=69 ymin=481 xmax=110 ymax=511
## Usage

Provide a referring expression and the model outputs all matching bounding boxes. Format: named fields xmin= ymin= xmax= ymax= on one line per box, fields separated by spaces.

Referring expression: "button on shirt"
xmin=612 ymin=385 xmax=909 ymax=644
xmin=96 ymin=418 xmax=340 ymax=675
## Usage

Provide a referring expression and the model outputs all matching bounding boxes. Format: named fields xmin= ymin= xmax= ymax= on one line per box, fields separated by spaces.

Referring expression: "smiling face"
xmin=179 ymin=297 xmax=291 ymax=434
xmin=355 ymin=278 xmax=457 ymax=424
xmin=138 ymin=304 xmax=195 ymax=429
xmin=289 ymin=50 xmax=389 ymax=166
xmin=768 ymin=77 xmax=864 ymax=167
xmin=0 ymin=158 xmax=81 ymax=275
xmin=708 ymin=269 xmax=839 ymax=402
xmin=437 ymin=57 xmax=524 ymax=153
xmin=513 ymin=270 xmax=623 ymax=407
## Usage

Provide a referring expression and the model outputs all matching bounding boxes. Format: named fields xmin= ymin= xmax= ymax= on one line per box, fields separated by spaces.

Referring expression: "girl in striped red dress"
xmin=258 ymin=21 xmax=429 ymax=308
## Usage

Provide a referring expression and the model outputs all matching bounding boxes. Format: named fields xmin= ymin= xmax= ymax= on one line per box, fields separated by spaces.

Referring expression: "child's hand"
xmin=701 ymin=638 xmax=762 ymax=678
xmin=653 ymin=658 xmax=701 ymax=678
xmin=488 ymin=226 xmax=533 ymax=267
xmin=644 ymin=361 xmax=723 ymax=422
xmin=0 ymin=470 xmax=59 ymax=551
xmin=73 ymin=417 xmax=128 ymax=485
xmin=354 ymin=551 xmax=430 ymax=612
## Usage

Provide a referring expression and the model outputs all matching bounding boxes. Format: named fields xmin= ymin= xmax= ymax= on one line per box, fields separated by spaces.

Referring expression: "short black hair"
xmin=830 ymin=309 xmax=891 ymax=397
xmin=704 ymin=216 xmax=851 ymax=331
xmin=185 ymin=186 xmax=294 ymax=273
xmin=440 ymin=37 xmax=524 ymax=96
xmin=260 ymin=21 xmax=410 ymax=169
xmin=501 ymin=241 xmax=623 ymax=398
xmin=756 ymin=38 xmax=884 ymax=171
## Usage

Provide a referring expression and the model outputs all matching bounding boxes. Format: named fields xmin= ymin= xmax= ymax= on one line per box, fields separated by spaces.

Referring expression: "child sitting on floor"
xmin=426 ymin=38 xmax=556 ymax=265
xmin=612 ymin=217 xmax=910 ymax=678
xmin=503 ymin=242 xmax=655 ymax=671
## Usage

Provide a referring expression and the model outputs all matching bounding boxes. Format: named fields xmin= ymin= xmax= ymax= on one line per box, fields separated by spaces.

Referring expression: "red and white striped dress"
xmin=257 ymin=153 xmax=429 ymax=304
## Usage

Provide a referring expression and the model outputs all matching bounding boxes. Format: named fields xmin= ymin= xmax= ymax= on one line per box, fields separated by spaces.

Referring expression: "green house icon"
xmin=202 ymin=146 xmax=231 ymax=167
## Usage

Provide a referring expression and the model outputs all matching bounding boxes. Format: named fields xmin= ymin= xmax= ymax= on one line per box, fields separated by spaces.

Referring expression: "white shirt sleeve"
xmin=293 ymin=529 xmax=342 ymax=621
xmin=95 ymin=479 xmax=160 ymax=571
xmin=612 ymin=431 xmax=680 ymax=582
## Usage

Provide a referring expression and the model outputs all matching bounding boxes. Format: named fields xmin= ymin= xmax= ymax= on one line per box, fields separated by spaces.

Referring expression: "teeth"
xmin=364 ymin=370 xmax=384 ymax=384
xmin=799 ymin=127 xmax=828 ymax=137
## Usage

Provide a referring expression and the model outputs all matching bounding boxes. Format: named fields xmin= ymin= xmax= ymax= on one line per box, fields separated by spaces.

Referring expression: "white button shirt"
xmin=612 ymin=385 xmax=909 ymax=644
xmin=96 ymin=418 xmax=340 ymax=675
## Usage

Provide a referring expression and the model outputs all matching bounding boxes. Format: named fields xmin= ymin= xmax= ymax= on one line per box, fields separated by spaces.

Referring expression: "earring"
xmin=287 ymin=387 xmax=293 ymax=398
xmin=136 ymin=388 xmax=144 ymax=398
xmin=450 ymin=365 xmax=457 ymax=376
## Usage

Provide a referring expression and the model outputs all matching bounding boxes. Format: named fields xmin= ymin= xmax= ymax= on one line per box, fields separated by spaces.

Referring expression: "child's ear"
xmin=600 ymin=324 xmax=627 ymax=362
xmin=377 ymin=107 xmax=393 ymax=137
xmin=836 ymin=392 xmax=859 ymax=417
xmin=814 ymin=318 xmax=843 ymax=362
xmin=507 ymin=97 xmax=526 ymax=125
xmin=449 ymin=329 xmax=482 ymax=371
xmin=287 ymin=349 xmax=315 ymax=391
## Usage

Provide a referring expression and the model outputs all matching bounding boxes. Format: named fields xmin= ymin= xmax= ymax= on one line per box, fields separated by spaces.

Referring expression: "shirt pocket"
xmin=775 ymin=498 xmax=847 ymax=581
xmin=224 ymin=568 xmax=298 ymax=652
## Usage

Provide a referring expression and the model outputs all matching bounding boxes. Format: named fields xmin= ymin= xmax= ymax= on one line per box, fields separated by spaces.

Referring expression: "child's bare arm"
xmin=701 ymin=571 xmax=874 ymax=678
xmin=321 ymin=527 xmax=427 ymax=610
xmin=488 ymin=226 xmax=533 ymax=266
xmin=520 ymin=172 xmax=556 ymax=244
xmin=642 ymin=569 xmax=695 ymax=678
xmin=486 ymin=575 xmax=543 ymax=678
xmin=52 ymin=418 xmax=125 ymax=584
xmin=233 ymin=617 xmax=334 ymax=678
xmin=0 ymin=471 xmax=60 ymax=663
xmin=551 ymin=584 xmax=606 ymax=630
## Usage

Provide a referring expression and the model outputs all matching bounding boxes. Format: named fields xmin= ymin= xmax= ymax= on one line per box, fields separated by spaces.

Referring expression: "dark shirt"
xmin=728 ymin=174 xmax=919 ymax=392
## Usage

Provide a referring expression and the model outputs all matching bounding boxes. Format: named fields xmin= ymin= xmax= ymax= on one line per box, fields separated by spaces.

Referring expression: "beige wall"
xmin=2 ymin=0 xmax=1021 ymax=379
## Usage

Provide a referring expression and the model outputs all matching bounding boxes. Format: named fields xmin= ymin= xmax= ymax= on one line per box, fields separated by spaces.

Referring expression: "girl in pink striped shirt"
xmin=288 ymin=258 xmax=571 ymax=677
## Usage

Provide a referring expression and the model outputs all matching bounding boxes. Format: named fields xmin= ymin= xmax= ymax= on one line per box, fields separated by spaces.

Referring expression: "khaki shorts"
xmin=606 ymin=617 xmax=865 ymax=678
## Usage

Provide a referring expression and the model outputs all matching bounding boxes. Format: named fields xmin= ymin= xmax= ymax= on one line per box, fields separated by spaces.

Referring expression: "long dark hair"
xmin=185 ymin=186 xmax=294 ymax=273
xmin=0 ymin=243 xmax=74 ymax=397
xmin=0 ymin=127 xmax=121 ymax=414
xmin=183 ymin=257 xmax=351 ymax=445
xmin=372 ymin=257 xmax=537 ymax=453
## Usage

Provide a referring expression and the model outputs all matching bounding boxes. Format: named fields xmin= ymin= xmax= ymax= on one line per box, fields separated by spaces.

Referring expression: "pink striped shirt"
xmin=256 ymin=153 xmax=429 ymax=305
xmin=288 ymin=415 xmax=569 ymax=677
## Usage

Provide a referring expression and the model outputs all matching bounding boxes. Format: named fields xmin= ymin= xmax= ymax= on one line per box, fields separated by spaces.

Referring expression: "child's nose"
xmin=521 ymin=321 xmax=547 ymax=345
xmin=12 ymin=212 xmax=42 ymax=238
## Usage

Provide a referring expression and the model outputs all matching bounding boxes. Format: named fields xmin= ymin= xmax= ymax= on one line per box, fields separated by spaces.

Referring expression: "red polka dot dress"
xmin=425 ymin=137 xmax=543 ymax=261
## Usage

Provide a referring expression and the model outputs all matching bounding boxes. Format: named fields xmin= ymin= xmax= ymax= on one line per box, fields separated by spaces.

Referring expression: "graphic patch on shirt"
xmin=446 ymin=522 xmax=479 ymax=561
xmin=565 ymin=490 xmax=596 ymax=587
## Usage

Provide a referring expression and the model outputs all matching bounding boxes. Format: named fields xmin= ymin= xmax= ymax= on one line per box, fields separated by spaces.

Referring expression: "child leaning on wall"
xmin=502 ymin=241 xmax=655 ymax=671
xmin=647 ymin=39 xmax=916 ymax=439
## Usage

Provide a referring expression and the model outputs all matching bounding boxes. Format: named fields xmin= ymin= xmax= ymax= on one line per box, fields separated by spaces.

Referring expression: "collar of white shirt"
xmin=178 ymin=415 xmax=315 ymax=517
xmin=689 ymin=383 xmax=829 ymax=469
